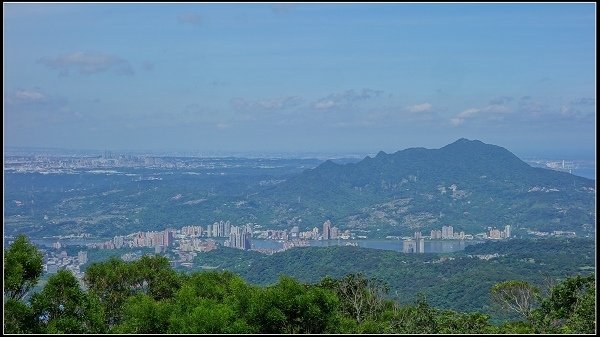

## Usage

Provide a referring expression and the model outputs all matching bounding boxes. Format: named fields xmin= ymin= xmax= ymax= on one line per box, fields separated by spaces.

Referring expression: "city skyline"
xmin=4 ymin=3 xmax=596 ymax=159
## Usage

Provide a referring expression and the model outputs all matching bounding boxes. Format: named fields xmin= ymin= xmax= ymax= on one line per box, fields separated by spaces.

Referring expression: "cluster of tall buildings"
xmin=256 ymin=221 xmax=348 ymax=241
xmin=488 ymin=225 xmax=511 ymax=239
xmin=224 ymin=224 xmax=253 ymax=250
xmin=43 ymin=250 xmax=88 ymax=282
xmin=88 ymin=228 xmax=174 ymax=250
xmin=88 ymin=220 xmax=248 ymax=251
xmin=206 ymin=220 xmax=232 ymax=238
xmin=180 ymin=225 xmax=203 ymax=237
xmin=430 ymin=225 xmax=466 ymax=240
xmin=403 ymin=238 xmax=425 ymax=253
xmin=179 ymin=238 xmax=218 ymax=252
xmin=180 ymin=220 xmax=239 ymax=238
xmin=322 ymin=220 xmax=341 ymax=240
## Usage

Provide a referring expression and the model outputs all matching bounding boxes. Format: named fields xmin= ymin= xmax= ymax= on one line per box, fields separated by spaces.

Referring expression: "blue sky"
xmin=3 ymin=3 xmax=596 ymax=158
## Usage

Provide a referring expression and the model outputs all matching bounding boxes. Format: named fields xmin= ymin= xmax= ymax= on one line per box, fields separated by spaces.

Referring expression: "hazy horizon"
xmin=4 ymin=3 xmax=596 ymax=159
xmin=3 ymin=138 xmax=597 ymax=160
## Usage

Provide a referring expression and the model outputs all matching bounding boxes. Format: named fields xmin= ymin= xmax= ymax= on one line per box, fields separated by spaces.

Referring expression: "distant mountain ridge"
xmin=259 ymin=138 xmax=595 ymax=235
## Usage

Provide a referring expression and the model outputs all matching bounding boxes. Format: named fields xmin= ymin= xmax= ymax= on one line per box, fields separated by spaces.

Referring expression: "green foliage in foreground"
xmin=3 ymin=235 xmax=43 ymax=301
xmin=3 ymin=236 xmax=596 ymax=334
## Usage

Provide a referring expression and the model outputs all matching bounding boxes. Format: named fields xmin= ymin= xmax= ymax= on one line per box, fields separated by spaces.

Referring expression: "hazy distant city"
xmin=4 ymin=147 xmax=589 ymax=286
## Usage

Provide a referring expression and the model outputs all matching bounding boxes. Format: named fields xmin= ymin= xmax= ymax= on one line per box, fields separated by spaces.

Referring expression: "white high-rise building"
xmin=291 ymin=226 xmax=299 ymax=238
xmin=403 ymin=239 xmax=416 ymax=253
xmin=77 ymin=251 xmax=88 ymax=265
xmin=441 ymin=225 xmax=454 ymax=239
xmin=504 ymin=225 xmax=511 ymax=238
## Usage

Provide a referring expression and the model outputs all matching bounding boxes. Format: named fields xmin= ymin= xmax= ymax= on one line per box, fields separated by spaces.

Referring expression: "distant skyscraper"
xmin=442 ymin=225 xmax=454 ymax=239
xmin=164 ymin=229 xmax=173 ymax=247
xmin=414 ymin=231 xmax=422 ymax=239
xmin=504 ymin=225 xmax=511 ymax=238
xmin=153 ymin=232 xmax=163 ymax=246
xmin=226 ymin=225 xmax=252 ymax=250
xmin=243 ymin=230 xmax=252 ymax=250
xmin=489 ymin=229 xmax=502 ymax=239
xmin=225 ymin=221 xmax=232 ymax=236
xmin=322 ymin=220 xmax=332 ymax=240
xmin=430 ymin=229 xmax=442 ymax=239
xmin=218 ymin=221 xmax=225 ymax=237
xmin=403 ymin=239 xmax=416 ymax=253
xmin=114 ymin=236 xmax=124 ymax=248
xmin=418 ymin=238 xmax=425 ymax=253
xmin=291 ymin=226 xmax=299 ymax=238
xmin=330 ymin=226 xmax=339 ymax=239
xmin=77 ymin=251 xmax=88 ymax=265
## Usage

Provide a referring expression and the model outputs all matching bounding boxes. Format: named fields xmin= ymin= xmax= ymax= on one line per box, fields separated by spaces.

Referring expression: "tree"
xmin=31 ymin=269 xmax=106 ymax=333
xmin=435 ymin=310 xmax=496 ymax=334
xmin=530 ymin=274 xmax=595 ymax=333
xmin=387 ymin=294 xmax=438 ymax=334
xmin=245 ymin=276 xmax=340 ymax=334
xmin=4 ymin=234 xmax=43 ymax=300
xmin=167 ymin=273 xmax=257 ymax=334
xmin=490 ymin=280 xmax=539 ymax=320
xmin=83 ymin=257 xmax=135 ymax=327
xmin=333 ymin=273 xmax=389 ymax=323
xmin=112 ymin=294 xmax=172 ymax=334
xmin=4 ymin=298 xmax=38 ymax=334
xmin=130 ymin=255 xmax=182 ymax=300
xmin=564 ymin=284 xmax=595 ymax=334
xmin=84 ymin=254 xmax=183 ymax=327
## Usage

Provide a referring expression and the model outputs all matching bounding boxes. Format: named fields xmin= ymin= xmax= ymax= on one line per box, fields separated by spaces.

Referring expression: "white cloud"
xmin=8 ymin=89 xmax=46 ymax=103
xmin=559 ymin=103 xmax=594 ymax=120
xmin=450 ymin=104 xmax=512 ymax=127
xmin=313 ymin=100 xmax=337 ymax=110
xmin=38 ymin=51 xmax=134 ymax=76
xmin=450 ymin=118 xmax=463 ymax=126
xmin=450 ymin=108 xmax=480 ymax=126
xmin=407 ymin=103 xmax=432 ymax=113
xmin=5 ymin=88 xmax=73 ymax=124
xmin=483 ymin=104 xmax=511 ymax=114
xmin=458 ymin=108 xmax=480 ymax=118
xmin=311 ymin=88 xmax=383 ymax=110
